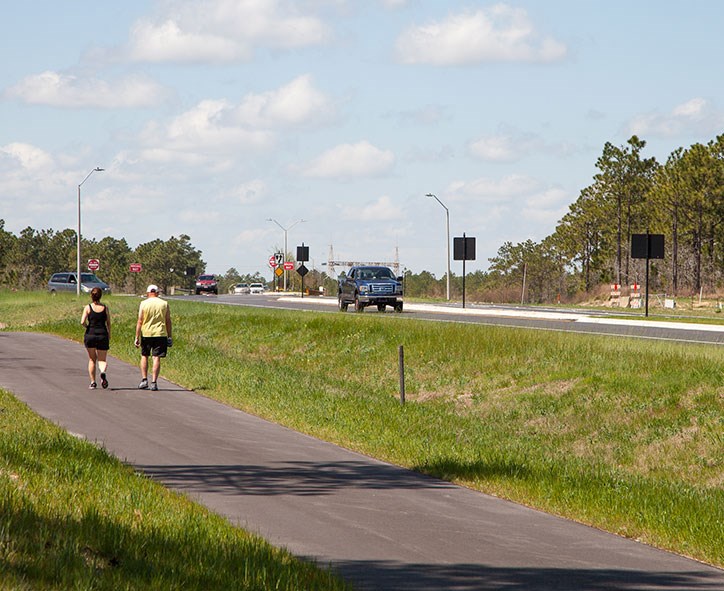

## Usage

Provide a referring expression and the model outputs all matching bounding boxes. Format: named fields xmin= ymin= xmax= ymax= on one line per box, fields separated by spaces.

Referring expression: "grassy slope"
xmin=1 ymin=291 xmax=722 ymax=568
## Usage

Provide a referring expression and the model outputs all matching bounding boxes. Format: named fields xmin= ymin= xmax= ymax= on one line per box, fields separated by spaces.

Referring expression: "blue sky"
xmin=2 ymin=1 xmax=723 ymax=279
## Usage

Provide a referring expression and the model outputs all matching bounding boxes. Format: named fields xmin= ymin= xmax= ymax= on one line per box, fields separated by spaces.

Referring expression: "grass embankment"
xmin=2 ymin=291 xmax=723 ymax=570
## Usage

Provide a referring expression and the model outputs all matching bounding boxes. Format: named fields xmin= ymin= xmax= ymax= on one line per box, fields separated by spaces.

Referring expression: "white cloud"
xmin=232 ymin=75 xmax=333 ymax=128
xmin=395 ymin=5 xmax=567 ymax=65
xmin=126 ymin=0 xmax=330 ymax=63
xmin=469 ymin=129 xmax=580 ymax=162
xmin=522 ymin=188 xmax=569 ymax=224
xmin=4 ymin=71 xmax=167 ymax=108
xmin=469 ymin=134 xmax=531 ymax=163
xmin=138 ymin=76 xmax=332 ymax=158
xmin=341 ymin=195 xmax=403 ymax=221
xmin=446 ymin=174 xmax=542 ymax=203
xmin=0 ymin=143 xmax=55 ymax=172
xmin=0 ymin=142 xmax=76 ymax=196
xmin=301 ymin=141 xmax=395 ymax=179
xmin=128 ymin=19 xmax=245 ymax=63
xmin=628 ymin=98 xmax=724 ymax=137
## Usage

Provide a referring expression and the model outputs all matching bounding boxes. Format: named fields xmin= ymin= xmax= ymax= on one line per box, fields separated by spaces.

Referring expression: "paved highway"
xmin=186 ymin=293 xmax=724 ymax=346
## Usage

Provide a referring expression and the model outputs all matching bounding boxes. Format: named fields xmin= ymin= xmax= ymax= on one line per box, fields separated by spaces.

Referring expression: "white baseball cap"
xmin=146 ymin=284 xmax=159 ymax=293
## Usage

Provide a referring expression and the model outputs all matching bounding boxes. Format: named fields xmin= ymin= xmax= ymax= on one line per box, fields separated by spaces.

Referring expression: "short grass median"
xmin=2 ymin=291 xmax=723 ymax=569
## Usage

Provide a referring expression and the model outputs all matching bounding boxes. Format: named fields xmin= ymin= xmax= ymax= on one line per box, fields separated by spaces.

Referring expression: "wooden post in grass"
xmin=398 ymin=345 xmax=405 ymax=405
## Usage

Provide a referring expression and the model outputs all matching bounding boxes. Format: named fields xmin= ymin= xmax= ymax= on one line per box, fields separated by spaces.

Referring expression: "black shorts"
xmin=84 ymin=334 xmax=109 ymax=350
xmin=140 ymin=336 xmax=167 ymax=358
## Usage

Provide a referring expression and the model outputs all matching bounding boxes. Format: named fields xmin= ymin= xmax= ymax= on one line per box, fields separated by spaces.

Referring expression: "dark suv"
xmin=195 ymin=274 xmax=218 ymax=295
xmin=338 ymin=266 xmax=403 ymax=312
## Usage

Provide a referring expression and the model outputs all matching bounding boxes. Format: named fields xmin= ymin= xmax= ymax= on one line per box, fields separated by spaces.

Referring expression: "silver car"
xmin=249 ymin=282 xmax=265 ymax=294
xmin=48 ymin=272 xmax=111 ymax=294
xmin=232 ymin=283 xmax=251 ymax=294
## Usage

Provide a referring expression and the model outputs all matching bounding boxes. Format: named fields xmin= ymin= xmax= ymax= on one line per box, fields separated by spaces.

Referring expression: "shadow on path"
xmin=136 ymin=461 xmax=457 ymax=497
xmin=327 ymin=559 xmax=724 ymax=591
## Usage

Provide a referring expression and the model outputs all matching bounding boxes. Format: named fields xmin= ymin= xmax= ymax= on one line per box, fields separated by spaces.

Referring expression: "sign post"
xmin=631 ymin=233 xmax=665 ymax=317
xmin=130 ymin=262 xmax=142 ymax=294
xmin=296 ymin=243 xmax=309 ymax=298
xmin=453 ymin=234 xmax=476 ymax=308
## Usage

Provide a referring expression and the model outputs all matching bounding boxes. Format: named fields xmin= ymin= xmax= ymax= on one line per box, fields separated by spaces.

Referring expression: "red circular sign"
xmin=87 ymin=259 xmax=100 ymax=271
xmin=268 ymin=255 xmax=277 ymax=268
xmin=283 ymin=261 xmax=294 ymax=270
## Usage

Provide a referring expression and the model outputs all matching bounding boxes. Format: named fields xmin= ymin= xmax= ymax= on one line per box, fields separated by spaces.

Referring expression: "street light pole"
xmin=267 ymin=218 xmax=305 ymax=291
xmin=77 ymin=167 xmax=104 ymax=296
xmin=426 ymin=193 xmax=450 ymax=300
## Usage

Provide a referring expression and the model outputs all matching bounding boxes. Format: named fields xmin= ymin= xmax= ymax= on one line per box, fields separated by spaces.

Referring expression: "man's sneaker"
xmin=89 ymin=382 xmax=97 ymax=389
xmin=138 ymin=379 xmax=149 ymax=390
xmin=100 ymin=373 xmax=108 ymax=389
xmin=150 ymin=382 xmax=158 ymax=391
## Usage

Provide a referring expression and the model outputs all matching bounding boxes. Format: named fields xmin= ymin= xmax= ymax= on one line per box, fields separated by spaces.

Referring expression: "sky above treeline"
xmin=2 ymin=1 xmax=723 ymax=278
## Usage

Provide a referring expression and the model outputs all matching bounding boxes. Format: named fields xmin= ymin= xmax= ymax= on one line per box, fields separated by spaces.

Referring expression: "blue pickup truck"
xmin=338 ymin=266 xmax=404 ymax=312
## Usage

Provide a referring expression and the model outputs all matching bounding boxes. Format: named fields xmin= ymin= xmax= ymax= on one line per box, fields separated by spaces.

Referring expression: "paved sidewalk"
xmin=1 ymin=332 xmax=722 ymax=590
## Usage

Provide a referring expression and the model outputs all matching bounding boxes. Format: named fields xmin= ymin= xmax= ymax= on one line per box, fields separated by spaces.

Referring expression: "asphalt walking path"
xmin=2 ymin=331 xmax=723 ymax=591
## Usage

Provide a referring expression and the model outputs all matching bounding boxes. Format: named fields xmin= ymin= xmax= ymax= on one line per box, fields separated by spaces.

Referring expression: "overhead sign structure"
xmin=631 ymin=233 xmax=665 ymax=317
xmin=87 ymin=258 xmax=100 ymax=271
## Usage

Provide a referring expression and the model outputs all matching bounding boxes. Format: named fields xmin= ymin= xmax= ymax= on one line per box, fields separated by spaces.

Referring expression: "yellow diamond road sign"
xmin=275 ymin=267 xmax=283 ymax=277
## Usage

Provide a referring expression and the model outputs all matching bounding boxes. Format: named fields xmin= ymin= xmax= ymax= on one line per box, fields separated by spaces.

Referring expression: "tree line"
xmin=405 ymin=134 xmax=724 ymax=304
xmin=0 ymin=223 xmax=205 ymax=294
xmin=2 ymin=134 xmax=722 ymax=302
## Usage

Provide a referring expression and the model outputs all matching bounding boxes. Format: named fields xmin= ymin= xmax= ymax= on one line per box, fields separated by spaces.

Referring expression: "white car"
xmin=249 ymin=282 xmax=265 ymax=294
xmin=232 ymin=283 xmax=250 ymax=294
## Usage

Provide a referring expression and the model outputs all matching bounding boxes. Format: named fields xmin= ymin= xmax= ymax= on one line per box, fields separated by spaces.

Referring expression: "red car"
xmin=195 ymin=274 xmax=218 ymax=295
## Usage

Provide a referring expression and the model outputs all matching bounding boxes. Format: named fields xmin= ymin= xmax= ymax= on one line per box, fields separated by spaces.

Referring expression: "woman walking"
xmin=81 ymin=287 xmax=111 ymax=389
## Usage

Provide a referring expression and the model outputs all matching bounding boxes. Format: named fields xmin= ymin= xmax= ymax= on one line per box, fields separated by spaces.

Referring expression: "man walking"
xmin=134 ymin=284 xmax=172 ymax=391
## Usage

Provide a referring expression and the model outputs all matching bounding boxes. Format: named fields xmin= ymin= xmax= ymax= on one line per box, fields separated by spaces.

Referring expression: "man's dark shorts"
xmin=140 ymin=336 xmax=167 ymax=358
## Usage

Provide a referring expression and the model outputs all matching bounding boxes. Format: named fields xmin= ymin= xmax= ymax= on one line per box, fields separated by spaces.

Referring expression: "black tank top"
xmin=86 ymin=304 xmax=108 ymax=336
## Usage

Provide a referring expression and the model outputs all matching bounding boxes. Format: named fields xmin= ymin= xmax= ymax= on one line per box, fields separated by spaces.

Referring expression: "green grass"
xmin=2 ymin=290 xmax=723 ymax=570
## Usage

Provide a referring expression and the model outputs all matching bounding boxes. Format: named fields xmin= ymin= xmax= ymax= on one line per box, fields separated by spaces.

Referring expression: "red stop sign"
xmin=87 ymin=259 xmax=100 ymax=271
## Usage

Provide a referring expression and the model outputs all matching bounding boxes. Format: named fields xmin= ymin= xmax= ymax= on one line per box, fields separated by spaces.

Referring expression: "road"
xmin=2 ymin=331 xmax=723 ymax=590
xmin=191 ymin=293 xmax=724 ymax=346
